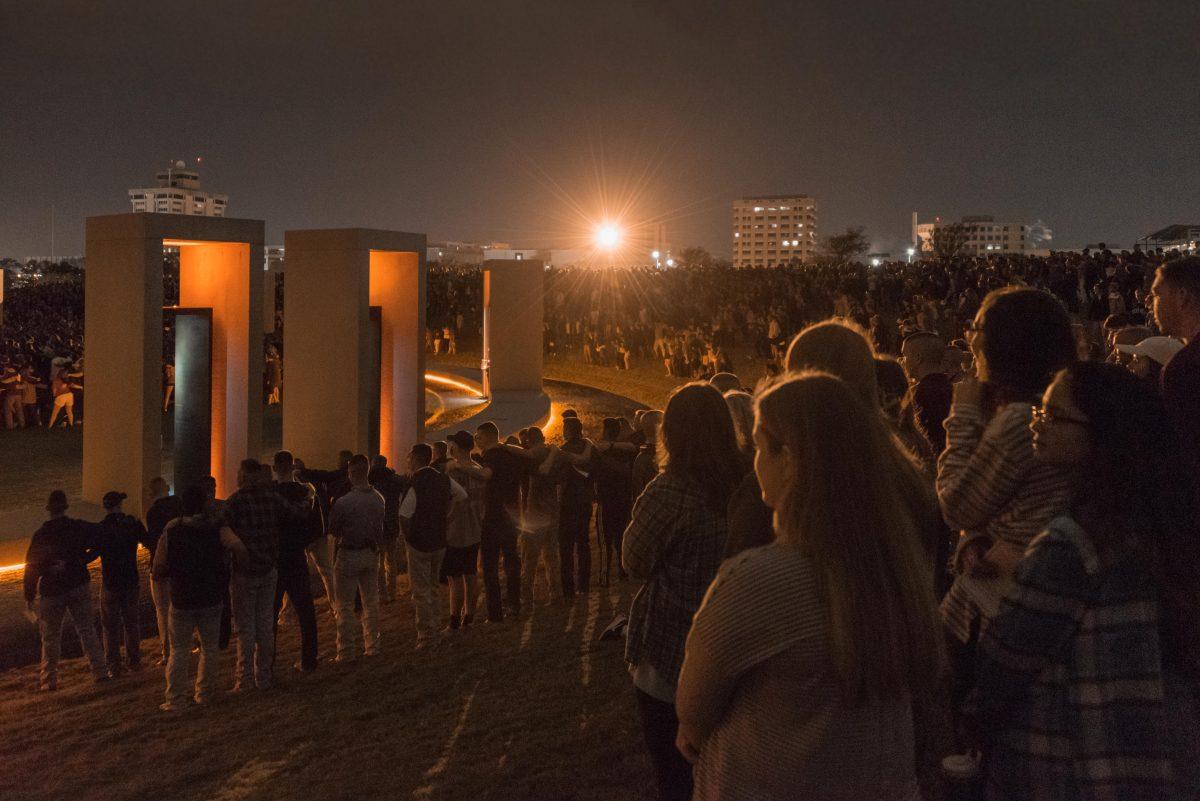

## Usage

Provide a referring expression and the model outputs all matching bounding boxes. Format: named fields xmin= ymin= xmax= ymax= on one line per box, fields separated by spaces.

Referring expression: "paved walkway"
xmin=425 ymin=363 xmax=551 ymax=441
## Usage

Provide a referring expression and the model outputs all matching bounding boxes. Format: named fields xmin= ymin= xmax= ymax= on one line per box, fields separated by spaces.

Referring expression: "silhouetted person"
xmin=95 ymin=490 xmax=150 ymax=677
xmin=23 ymin=490 xmax=107 ymax=691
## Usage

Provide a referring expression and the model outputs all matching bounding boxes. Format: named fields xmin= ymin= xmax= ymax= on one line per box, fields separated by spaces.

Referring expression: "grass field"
xmin=0 ymin=578 xmax=651 ymax=801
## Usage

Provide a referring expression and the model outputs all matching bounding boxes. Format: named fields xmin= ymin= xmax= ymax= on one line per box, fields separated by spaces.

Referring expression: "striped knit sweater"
xmin=936 ymin=400 xmax=1071 ymax=641
xmin=677 ymin=543 xmax=922 ymax=801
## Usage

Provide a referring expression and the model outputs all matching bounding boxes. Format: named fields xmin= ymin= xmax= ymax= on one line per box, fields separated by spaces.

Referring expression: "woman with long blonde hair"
xmin=786 ymin=319 xmax=949 ymax=579
xmin=675 ymin=372 xmax=944 ymax=800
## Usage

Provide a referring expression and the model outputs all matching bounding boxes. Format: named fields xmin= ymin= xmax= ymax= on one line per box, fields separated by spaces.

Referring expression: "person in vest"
xmin=152 ymin=485 xmax=248 ymax=712
xmin=399 ymin=443 xmax=466 ymax=648
xmin=271 ymin=451 xmax=323 ymax=673
xmin=23 ymin=490 xmax=107 ymax=691
xmin=95 ymin=490 xmax=151 ymax=677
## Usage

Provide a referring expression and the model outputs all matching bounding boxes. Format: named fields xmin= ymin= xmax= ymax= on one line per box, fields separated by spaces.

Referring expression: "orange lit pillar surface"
xmin=282 ymin=229 xmax=426 ymax=469
xmin=482 ymin=259 xmax=544 ymax=396
xmin=83 ymin=214 xmax=263 ymax=511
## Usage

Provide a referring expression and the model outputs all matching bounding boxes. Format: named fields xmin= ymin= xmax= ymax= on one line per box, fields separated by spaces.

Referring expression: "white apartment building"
xmin=914 ymin=214 xmax=1046 ymax=256
xmin=732 ymin=195 xmax=817 ymax=267
xmin=129 ymin=161 xmax=228 ymax=216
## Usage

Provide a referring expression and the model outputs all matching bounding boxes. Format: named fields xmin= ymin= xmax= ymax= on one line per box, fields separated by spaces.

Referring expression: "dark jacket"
xmin=144 ymin=495 xmax=183 ymax=559
xmin=369 ymin=466 xmax=408 ymax=540
xmin=724 ymin=471 xmax=774 ymax=559
xmin=164 ymin=515 xmax=228 ymax=610
xmin=95 ymin=512 xmax=149 ymax=590
xmin=23 ymin=516 xmax=101 ymax=602
xmin=273 ymin=480 xmax=323 ymax=574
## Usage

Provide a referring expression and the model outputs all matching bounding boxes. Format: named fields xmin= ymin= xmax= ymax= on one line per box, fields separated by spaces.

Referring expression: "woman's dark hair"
xmin=978 ymin=287 xmax=1075 ymax=402
xmin=180 ymin=485 xmax=208 ymax=516
xmin=659 ymin=382 xmax=743 ymax=510
xmin=1064 ymin=361 xmax=1200 ymax=678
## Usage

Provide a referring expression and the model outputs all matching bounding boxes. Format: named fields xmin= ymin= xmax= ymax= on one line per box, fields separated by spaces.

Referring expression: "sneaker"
xmin=460 ymin=614 xmax=474 ymax=628
xmin=107 ymin=667 xmax=123 ymax=680
xmin=293 ymin=661 xmax=318 ymax=674
xmin=159 ymin=702 xmax=184 ymax=713
xmin=34 ymin=682 xmax=58 ymax=693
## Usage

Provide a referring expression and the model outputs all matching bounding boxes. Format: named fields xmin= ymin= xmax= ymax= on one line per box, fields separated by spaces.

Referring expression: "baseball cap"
xmin=102 ymin=491 xmax=128 ymax=509
xmin=448 ymin=430 xmax=475 ymax=452
xmin=1114 ymin=336 xmax=1185 ymax=367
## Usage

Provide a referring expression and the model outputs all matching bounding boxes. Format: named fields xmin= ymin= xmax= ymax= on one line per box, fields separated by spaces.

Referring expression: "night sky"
xmin=2 ymin=1 xmax=1197 ymax=259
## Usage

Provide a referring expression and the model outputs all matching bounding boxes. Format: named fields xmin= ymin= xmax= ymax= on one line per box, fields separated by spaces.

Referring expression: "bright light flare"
xmin=594 ymin=223 xmax=622 ymax=250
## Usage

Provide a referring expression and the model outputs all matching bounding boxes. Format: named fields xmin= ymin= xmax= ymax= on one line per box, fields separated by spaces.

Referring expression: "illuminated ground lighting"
xmin=594 ymin=222 xmax=621 ymax=250
xmin=540 ymin=405 xmax=558 ymax=435
xmin=425 ymin=371 xmax=486 ymax=399
xmin=0 ymin=562 xmax=24 ymax=575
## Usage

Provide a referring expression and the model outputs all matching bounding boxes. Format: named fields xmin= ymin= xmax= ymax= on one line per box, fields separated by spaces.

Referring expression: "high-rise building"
xmin=913 ymin=214 xmax=1048 ymax=256
xmin=129 ymin=161 xmax=228 ymax=216
xmin=732 ymin=195 xmax=817 ymax=267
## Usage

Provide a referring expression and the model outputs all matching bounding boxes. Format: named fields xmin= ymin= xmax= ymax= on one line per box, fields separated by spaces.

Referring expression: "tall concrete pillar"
xmin=482 ymin=259 xmax=544 ymax=397
xmin=282 ymin=228 xmax=426 ymax=469
xmin=83 ymin=214 xmax=263 ymax=511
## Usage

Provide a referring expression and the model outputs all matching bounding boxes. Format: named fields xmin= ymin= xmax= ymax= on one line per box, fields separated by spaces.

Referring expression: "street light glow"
xmin=595 ymin=222 xmax=621 ymax=250
xmin=651 ymin=250 xmax=660 ymax=260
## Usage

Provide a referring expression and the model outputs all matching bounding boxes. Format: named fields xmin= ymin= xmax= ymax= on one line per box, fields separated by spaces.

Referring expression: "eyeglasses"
xmin=1031 ymin=405 xmax=1089 ymax=428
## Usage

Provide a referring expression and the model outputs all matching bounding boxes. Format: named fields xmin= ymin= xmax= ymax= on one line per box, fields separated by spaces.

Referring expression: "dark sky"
xmin=2 ymin=1 xmax=1198 ymax=259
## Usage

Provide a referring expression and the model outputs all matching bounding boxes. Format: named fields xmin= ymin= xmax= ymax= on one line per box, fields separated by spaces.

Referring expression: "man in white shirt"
xmin=327 ymin=454 xmax=386 ymax=661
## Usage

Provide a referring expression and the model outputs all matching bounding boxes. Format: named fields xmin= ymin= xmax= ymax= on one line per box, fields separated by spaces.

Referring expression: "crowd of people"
xmin=422 ymin=248 xmax=1175 ymax=384
xmin=11 ymin=251 xmax=1200 ymax=799
xmin=0 ymin=248 xmax=1179 ymax=430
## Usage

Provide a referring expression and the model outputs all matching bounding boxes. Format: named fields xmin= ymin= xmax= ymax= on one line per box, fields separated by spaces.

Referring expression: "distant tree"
xmin=678 ymin=246 xmax=715 ymax=269
xmin=823 ymin=227 xmax=869 ymax=265
xmin=931 ymin=223 xmax=969 ymax=260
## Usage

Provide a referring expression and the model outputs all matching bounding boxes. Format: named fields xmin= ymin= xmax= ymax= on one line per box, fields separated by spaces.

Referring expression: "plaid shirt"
xmin=972 ymin=515 xmax=1199 ymax=801
xmin=226 ymin=485 xmax=305 ymax=576
xmin=623 ymin=470 xmax=728 ymax=687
